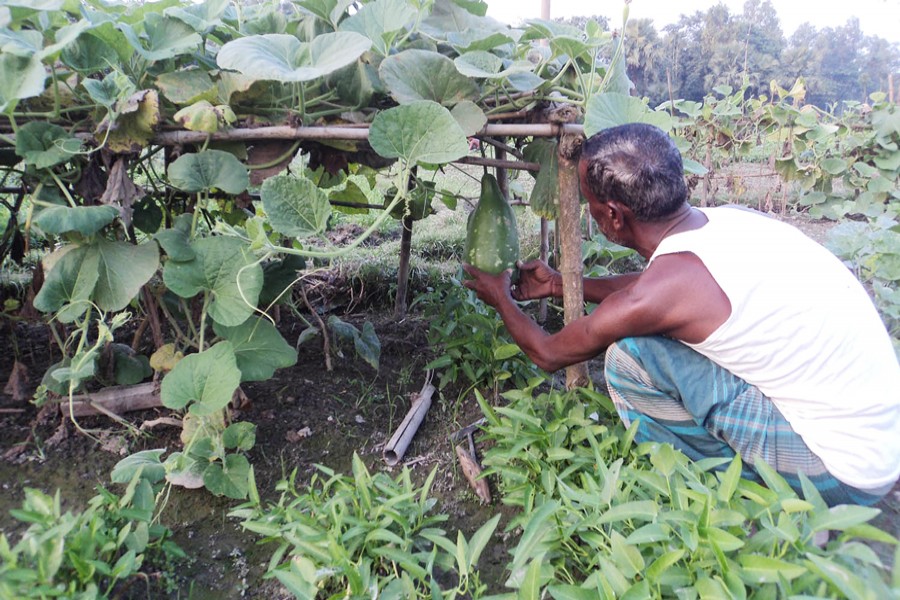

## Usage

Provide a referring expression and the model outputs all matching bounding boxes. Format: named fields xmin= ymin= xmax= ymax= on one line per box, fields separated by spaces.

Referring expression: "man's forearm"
xmin=582 ymin=273 xmax=640 ymax=303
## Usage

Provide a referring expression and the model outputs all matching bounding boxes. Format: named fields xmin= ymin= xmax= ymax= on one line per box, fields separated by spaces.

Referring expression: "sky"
xmin=484 ymin=0 xmax=900 ymax=43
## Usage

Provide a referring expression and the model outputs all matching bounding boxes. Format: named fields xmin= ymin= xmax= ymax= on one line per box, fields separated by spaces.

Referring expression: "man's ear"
xmin=606 ymin=200 xmax=629 ymax=228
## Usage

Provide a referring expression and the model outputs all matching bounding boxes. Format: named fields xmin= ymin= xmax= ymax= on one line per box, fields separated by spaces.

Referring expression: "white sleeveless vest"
xmin=650 ymin=207 xmax=900 ymax=490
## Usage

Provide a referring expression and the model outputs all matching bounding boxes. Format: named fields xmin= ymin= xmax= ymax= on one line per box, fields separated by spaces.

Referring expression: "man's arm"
xmin=463 ymin=253 xmax=731 ymax=372
xmin=513 ymin=260 xmax=639 ymax=303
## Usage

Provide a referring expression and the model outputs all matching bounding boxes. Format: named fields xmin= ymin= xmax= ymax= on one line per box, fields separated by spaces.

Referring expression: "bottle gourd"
xmin=463 ymin=173 xmax=519 ymax=274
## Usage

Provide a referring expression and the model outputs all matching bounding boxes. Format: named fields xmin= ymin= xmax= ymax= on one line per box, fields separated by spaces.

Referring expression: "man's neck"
xmin=634 ymin=204 xmax=705 ymax=259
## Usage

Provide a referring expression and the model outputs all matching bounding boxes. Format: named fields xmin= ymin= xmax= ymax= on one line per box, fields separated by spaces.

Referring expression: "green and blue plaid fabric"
xmin=604 ymin=336 xmax=889 ymax=506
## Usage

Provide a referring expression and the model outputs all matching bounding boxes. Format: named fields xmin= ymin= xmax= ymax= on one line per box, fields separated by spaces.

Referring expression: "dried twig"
xmin=299 ymin=281 xmax=332 ymax=372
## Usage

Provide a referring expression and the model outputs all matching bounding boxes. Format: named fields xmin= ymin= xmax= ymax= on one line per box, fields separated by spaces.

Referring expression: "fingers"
xmin=517 ymin=259 xmax=542 ymax=272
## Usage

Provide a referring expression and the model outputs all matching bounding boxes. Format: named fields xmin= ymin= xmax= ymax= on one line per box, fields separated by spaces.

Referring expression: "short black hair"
xmin=581 ymin=123 xmax=688 ymax=221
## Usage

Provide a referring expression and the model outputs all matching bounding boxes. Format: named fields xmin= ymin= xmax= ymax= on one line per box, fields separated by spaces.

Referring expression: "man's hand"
xmin=512 ymin=260 xmax=561 ymax=301
xmin=461 ymin=264 xmax=513 ymax=308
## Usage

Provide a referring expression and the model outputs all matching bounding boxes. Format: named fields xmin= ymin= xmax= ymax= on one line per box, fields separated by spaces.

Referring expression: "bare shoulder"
xmin=626 ymin=252 xmax=731 ymax=343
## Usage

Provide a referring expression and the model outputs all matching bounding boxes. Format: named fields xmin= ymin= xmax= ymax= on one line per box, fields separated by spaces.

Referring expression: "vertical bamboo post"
xmin=538 ymin=218 xmax=549 ymax=324
xmin=394 ymin=215 xmax=413 ymax=320
xmin=495 ymin=139 xmax=509 ymax=199
xmin=557 ymin=133 xmax=590 ymax=389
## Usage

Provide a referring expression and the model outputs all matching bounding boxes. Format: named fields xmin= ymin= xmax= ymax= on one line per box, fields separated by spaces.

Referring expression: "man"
xmin=462 ymin=123 xmax=900 ymax=506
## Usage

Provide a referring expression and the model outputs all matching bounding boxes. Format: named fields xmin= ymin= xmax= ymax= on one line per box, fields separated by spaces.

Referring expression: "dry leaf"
xmin=3 ymin=361 xmax=29 ymax=402
xmin=455 ymin=444 xmax=491 ymax=504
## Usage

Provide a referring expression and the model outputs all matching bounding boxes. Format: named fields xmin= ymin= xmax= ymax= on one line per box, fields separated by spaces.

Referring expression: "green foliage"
xmin=479 ymin=386 xmax=900 ymax=598
xmin=581 ymin=235 xmax=641 ymax=279
xmin=0 ymin=472 xmax=183 ymax=599
xmin=162 ymin=236 xmax=263 ymax=327
xmin=368 ymin=100 xmax=470 ymax=166
xmin=260 ymin=174 xmax=331 ymax=238
xmin=419 ymin=280 xmax=544 ymax=400
xmin=230 ymin=453 xmax=499 ymax=599
xmin=213 ymin=316 xmax=299 ymax=382
xmin=166 ymin=150 xmax=249 ymax=194
xmin=327 ymin=315 xmax=382 ymax=369
xmin=826 ymin=216 xmax=900 ymax=355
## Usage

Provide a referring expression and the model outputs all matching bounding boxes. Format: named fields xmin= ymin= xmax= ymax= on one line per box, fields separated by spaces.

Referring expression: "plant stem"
xmin=49 ymin=171 xmax=78 ymax=207
xmin=198 ymin=293 xmax=210 ymax=351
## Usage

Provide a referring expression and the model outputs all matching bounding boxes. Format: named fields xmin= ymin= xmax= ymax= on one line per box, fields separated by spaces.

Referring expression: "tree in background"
xmin=610 ymin=2 xmax=898 ymax=108
xmin=623 ymin=18 xmax=665 ymax=101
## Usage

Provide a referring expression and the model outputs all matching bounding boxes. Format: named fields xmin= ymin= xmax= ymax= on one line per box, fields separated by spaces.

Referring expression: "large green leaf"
xmin=15 ymin=122 xmax=82 ymax=169
xmin=91 ymin=238 xmax=160 ymax=312
xmin=338 ymin=0 xmax=415 ymax=56
xmin=155 ymin=69 xmax=217 ymax=105
xmin=216 ymin=32 xmax=371 ymax=83
xmin=111 ymin=449 xmax=167 ymax=484
xmin=39 ymin=19 xmax=93 ymax=60
xmin=164 ymin=0 xmax=229 ymax=32
xmin=419 ymin=0 xmax=501 ymax=38
xmin=446 ymin=29 xmax=517 ymax=54
xmin=296 ymin=0 xmax=355 ymax=29
xmin=163 ymin=237 xmax=263 ymax=327
xmin=161 ymin=341 xmax=240 ymax=415
xmin=454 ymin=51 xmax=533 ymax=80
xmin=203 ymin=454 xmax=250 ymax=499
xmin=523 ymin=139 xmax=559 ymax=219
xmin=369 ymin=100 xmax=468 ymax=165
xmin=34 ymin=205 xmax=119 ymax=236
xmin=259 ymin=254 xmax=306 ymax=306
xmin=82 ymin=71 xmax=135 ymax=110
xmin=154 ymin=213 xmax=195 ymax=262
xmin=33 ymin=245 xmax=99 ymax=322
xmin=119 ymin=13 xmax=202 ymax=61
xmin=584 ymin=93 xmax=673 ymax=138
xmin=450 ymin=100 xmax=487 ymax=136
xmin=213 ymin=316 xmax=298 ymax=382
xmin=260 ymin=174 xmax=331 ymax=238
xmin=61 ymin=32 xmax=120 ymax=73
xmin=379 ymin=49 xmax=480 ymax=106
xmin=0 ymin=28 xmax=42 ymax=57
xmin=167 ymin=149 xmax=249 ymax=194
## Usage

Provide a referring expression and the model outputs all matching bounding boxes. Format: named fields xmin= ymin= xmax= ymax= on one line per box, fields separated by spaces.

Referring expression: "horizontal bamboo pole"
xmin=143 ymin=122 xmax=585 ymax=145
xmin=457 ymin=156 xmax=540 ymax=172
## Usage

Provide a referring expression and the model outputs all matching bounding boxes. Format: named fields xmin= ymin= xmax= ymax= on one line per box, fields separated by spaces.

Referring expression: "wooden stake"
xmin=557 ymin=134 xmax=590 ymax=389
xmin=394 ymin=215 xmax=413 ymax=320
xmin=538 ymin=218 xmax=550 ymax=324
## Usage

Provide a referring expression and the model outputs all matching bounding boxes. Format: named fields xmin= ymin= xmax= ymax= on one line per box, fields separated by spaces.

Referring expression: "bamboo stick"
xmin=557 ymin=133 xmax=590 ymax=389
xmin=394 ymin=215 xmax=413 ymax=319
xmin=383 ymin=380 xmax=435 ymax=466
xmin=57 ymin=382 xmax=161 ymax=417
xmin=1 ymin=123 xmax=586 ymax=148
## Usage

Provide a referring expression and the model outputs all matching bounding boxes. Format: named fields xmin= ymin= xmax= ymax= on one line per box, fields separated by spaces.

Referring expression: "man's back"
xmin=650 ymin=206 xmax=900 ymax=490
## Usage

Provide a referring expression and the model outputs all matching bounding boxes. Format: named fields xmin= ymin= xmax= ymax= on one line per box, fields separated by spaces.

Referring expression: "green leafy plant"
xmin=230 ymin=453 xmax=499 ymax=599
xmin=826 ymin=216 xmax=900 ymax=356
xmin=477 ymin=386 xmax=900 ymax=598
xmin=419 ymin=280 xmax=545 ymax=403
xmin=0 ymin=469 xmax=183 ymax=599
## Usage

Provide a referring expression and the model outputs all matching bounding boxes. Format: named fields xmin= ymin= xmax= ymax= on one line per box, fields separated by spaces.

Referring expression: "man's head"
xmin=578 ymin=123 xmax=688 ymax=222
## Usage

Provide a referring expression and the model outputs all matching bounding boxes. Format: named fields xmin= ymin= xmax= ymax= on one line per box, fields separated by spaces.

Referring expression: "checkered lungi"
xmin=604 ymin=336 xmax=888 ymax=506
